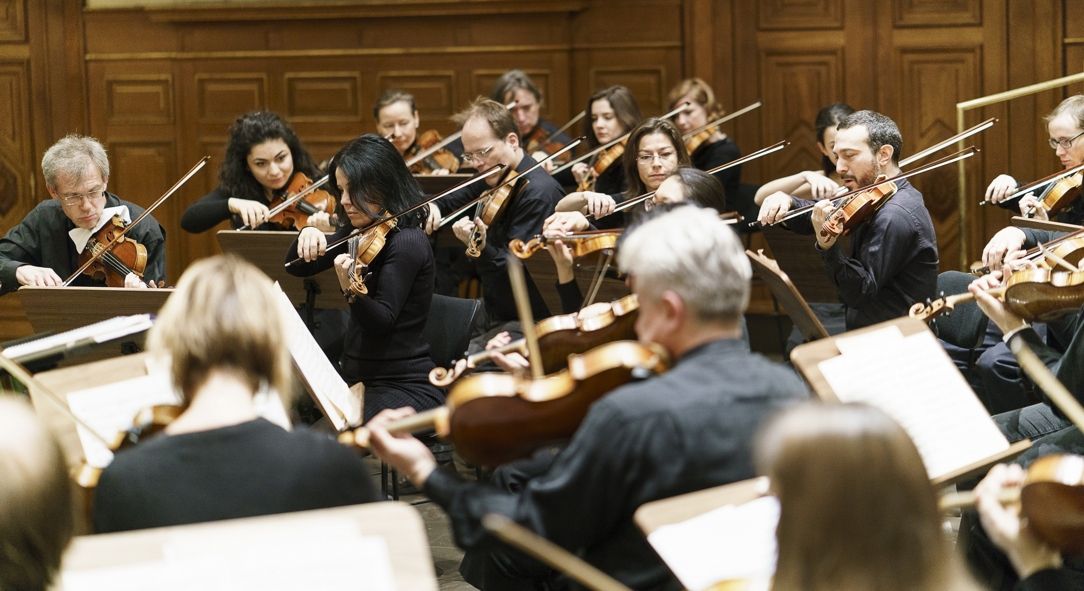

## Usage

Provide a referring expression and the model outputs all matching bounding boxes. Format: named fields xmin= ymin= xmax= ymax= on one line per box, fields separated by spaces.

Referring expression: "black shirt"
xmin=424 ymin=338 xmax=808 ymax=590
xmin=789 ymin=179 xmax=939 ymax=329
xmin=286 ymin=225 xmax=436 ymax=383
xmin=692 ymin=137 xmax=742 ymax=209
xmin=93 ymin=418 xmax=377 ymax=533
xmin=181 ymin=186 xmax=282 ymax=233
xmin=0 ymin=193 xmax=166 ymax=296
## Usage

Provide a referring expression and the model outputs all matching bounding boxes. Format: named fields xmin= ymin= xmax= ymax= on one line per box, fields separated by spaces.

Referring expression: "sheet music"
xmin=61 ymin=522 xmax=395 ymax=590
xmin=273 ymin=283 xmax=361 ymax=430
xmin=817 ymin=328 xmax=1010 ymax=479
xmin=647 ymin=496 xmax=778 ymax=591
xmin=1 ymin=314 xmax=153 ymax=362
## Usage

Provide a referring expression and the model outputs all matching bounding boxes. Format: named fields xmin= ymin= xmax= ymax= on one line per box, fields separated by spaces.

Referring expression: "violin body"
xmin=1032 ymin=171 xmax=1083 ymax=218
xmin=820 ymin=181 xmax=898 ymax=238
xmin=79 ymin=214 xmax=148 ymax=287
xmin=684 ymin=125 xmax=719 ymax=156
xmin=408 ymin=129 xmax=460 ymax=175
xmin=577 ymin=141 xmax=626 ymax=193
xmin=346 ymin=217 xmax=398 ymax=297
xmin=1019 ymin=454 xmax=1084 ymax=555
xmin=268 ymin=172 xmax=337 ymax=230
xmin=509 ymin=230 xmax=620 ymax=260
xmin=466 ymin=170 xmax=526 ymax=258
xmin=523 ymin=125 xmax=570 ymax=163
xmin=910 ymin=265 xmax=1084 ymax=323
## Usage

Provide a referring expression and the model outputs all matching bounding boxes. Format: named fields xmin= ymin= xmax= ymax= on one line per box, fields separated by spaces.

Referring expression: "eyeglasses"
xmin=636 ymin=151 xmax=676 ymax=164
xmin=1048 ymin=131 xmax=1084 ymax=150
xmin=461 ymin=145 xmax=495 ymax=165
xmin=57 ymin=186 xmax=106 ymax=207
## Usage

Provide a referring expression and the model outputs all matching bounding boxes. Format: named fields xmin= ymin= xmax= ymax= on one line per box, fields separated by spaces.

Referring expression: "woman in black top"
xmin=93 ymin=255 xmax=377 ymax=533
xmin=289 ymin=134 xmax=444 ymax=423
xmin=181 ymin=111 xmax=333 ymax=233
xmin=668 ymin=78 xmax=743 ymax=205
xmin=553 ymin=85 xmax=641 ymax=194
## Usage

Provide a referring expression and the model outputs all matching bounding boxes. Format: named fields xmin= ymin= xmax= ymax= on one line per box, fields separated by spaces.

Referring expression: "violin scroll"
xmin=509 ymin=237 xmax=546 ymax=259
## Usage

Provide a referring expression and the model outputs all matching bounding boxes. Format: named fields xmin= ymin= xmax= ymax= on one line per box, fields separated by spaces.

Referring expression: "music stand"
xmin=17 ymin=287 xmax=172 ymax=334
xmin=746 ymin=249 xmax=828 ymax=343
xmin=217 ymin=231 xmax=346 ymax=329
xmin=761 ymin=225 xmax=842 ymax=303
xmin=416 ymin=173 xmax=472 ymax=196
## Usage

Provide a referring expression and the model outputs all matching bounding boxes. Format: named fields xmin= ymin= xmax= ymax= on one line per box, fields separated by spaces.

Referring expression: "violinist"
xmin=287 ymin=134 xmax=445 ymax=423
xmin=983 ymin=95 xmax=1084 ymax=224
xmin=375 ymin=89 xmax=459 ymax=175
xmin=0 ymin=134 xmax=165 ymax=294
xmin=490 ymin=69 xmax=572 ymax=169
xmin=755 ymin=102 xmax=854 ymax=204
xmin=756 ymin=110 xmax=938 ymax=329
xmin=426 ymin=98 xmax=565 ymax=328
xmin=180 ymin=111 xmax=334 ymax=233
xmin=668 ymin=78 xmax=743 ymax=202
xmin=365 ymin=206 xmax=807 ymax=590
xmin=552 ymin=85 xmax=642 ymax=193
xmin=0 ymin=395 xmax=74 ymax=590
xmin=93 ymin=255 xmax=378 ymax=533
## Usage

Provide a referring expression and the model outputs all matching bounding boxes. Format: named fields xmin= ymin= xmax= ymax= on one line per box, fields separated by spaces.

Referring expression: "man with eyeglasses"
xmin=425 ymin=97 xmax=564 ymax=332
xmin=0 ymin=135 xmax=165 ymax=295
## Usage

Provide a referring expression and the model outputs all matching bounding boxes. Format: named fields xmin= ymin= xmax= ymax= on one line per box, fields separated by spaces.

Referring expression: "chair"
xmin=928 ymin=271 xmax=990 ymax=357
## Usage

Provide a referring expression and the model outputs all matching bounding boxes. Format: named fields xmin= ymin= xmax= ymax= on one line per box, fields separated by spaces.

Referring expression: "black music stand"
xmin=416 ymin=173 xmax=472 ymax=196
xmin=746 ymin=249 xmax=828 ymax=343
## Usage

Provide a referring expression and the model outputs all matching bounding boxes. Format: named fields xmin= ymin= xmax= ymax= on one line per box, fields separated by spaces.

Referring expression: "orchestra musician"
xmin=374 ymin=89 xmax=459 ymax=175
xmin=756 ymin=110 xmax=938 ymax=330
xmin=426 ymin=97 xmax=566 ymax=329
xmin=553 ymin=85 xmax=642 ymax=194
xmin=366 ymin=206 xmax=808 ymax=590
xmin=668 ymin=77 xmax=743 ymax=203
xmin=180 ymin=111 xmax=334 ymax=233
xmin=755 ymin=102 xmax=855 ymax=204
xmin=93 ymin=255 xmax=378 ymax=533
xmin=983 ymin=95 xmax=1084 ymax=224
xmin=0 ymin=395 xmax=74 ymax=591
xmin=0 ymin=134 xmax=165 ymax=294
xmin=490 ymin=69 xmax=572 ymax=169
xmin=288 ymin=134 xmax=446 ymax=423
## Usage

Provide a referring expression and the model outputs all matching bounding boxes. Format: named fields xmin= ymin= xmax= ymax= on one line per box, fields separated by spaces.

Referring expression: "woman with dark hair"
xmin=668 ymin=78 xmax=743 ymax=200
xmin=181 ymin=111 xmax=331 ymax=233
xmin=288 ymin=134 xmax=444 ymax=422
xmin=754 ymin=102 xmax=854 ymax=205
xmin=553 ymin=85 xmax=642 ymax=194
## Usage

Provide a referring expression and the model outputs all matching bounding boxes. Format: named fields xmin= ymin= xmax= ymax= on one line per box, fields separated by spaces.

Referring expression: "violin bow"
xmin=507 ymin=257 xmax=545 ymax=379
xmin=238 ymin=173 xmax=332 ymax=231
xmin=750 ymin=146 xmax=978 ymax=229
xmin=537 ymin=110 xmax=586 ymax=148
xmin=407 ymin=100 xmax=518 ymax=168
xmin=1010 ymin=338 xmax=1084 ymax=432
xmin=899 ymin=117 xmax=996 ymax=168
xmin=63 ymin=156 xmax=210 ymax=287
xmin=284 ymin=163 xmax=506 ymax=268
xmin=979 ymin=162 xmax=1084 ymax=207
xmin=435 ymin=138 xmax=584 ymax=230
xmin=550 ymin=102 xmax=691 ymax=176
xmin=680 ymin=100 xmax=763 ymax=139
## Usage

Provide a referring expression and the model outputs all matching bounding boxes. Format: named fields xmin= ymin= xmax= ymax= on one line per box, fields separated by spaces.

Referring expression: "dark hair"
xmin=583 ymin=86 xmax=642 ymax=148
xmin=815 ymin=103 xmax=855 ymax=175
xmin=219 ymin=111 xmax=320 ymax=202
xmin=454 ymin=97 xmax=517 ymax=142
xmin=373 ymin=89 xmax=417 ymax=120
xmin=623 ymin=118 xmax=690 ymax=197
xmin=327 ymin=134 xmax=427 ymax=228
xmin=490 ymin=69 xmax=542 ymax=104
xmin=669 ymin=166 xmax=726 ymax=212
xmin=837 ymin=110 xmax=903 ymax=165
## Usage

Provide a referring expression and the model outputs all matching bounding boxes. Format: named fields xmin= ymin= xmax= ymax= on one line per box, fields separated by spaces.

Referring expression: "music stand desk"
xmin=634 ymin=477 xmax=768 ymax=536
xmin=217 ymin=231 xmax=346 ymax=314
xmin=17 ymin=287 xmax=172 ymax=334
xmin=746 ymin=249 xmax=828 ymax=343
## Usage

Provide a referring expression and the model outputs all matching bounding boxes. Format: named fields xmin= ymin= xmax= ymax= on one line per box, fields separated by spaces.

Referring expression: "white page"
xmin=833 ymin=324 xmax=903 ymax=356
xmin=817 ymin=330 xmax=1010 ymax=479
xmin=272 ymin=283 xmax=360 ymax=429
xmin=1 ymin=314 xmax=153 ymax=361
xmin=647 ymin=496 xmax=778 ymax=591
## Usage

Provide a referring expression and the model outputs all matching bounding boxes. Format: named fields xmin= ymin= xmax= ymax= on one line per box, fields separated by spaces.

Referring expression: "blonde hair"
xmin=148 ymin=255 xmax=292 ymax=402
xmin=757 ymin=403 xmax=973 ymax=591
xmin=1045 ymin=94 xmax=1084 ymax=130
xmin=668 ymin=78 xmax=723 ymax=120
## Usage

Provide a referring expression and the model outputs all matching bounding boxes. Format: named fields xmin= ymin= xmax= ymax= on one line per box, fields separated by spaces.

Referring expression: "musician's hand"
xmin=491 ymin=350 xmax=529 ymax=373
xmin=306 ymin=211 xmax=336 ymax=233
xmin=811 ymin=200 xmax=839 ymax=249
xmin=982 ymin=227 xmax=1027 ymax=270
xmin=545 ymin=239 xmax=576 ymax=283
xmin=1017 ymin=194 xmax=1048 ymax=220
xmin=582 ymin=192 xmax=616 ymax=219
xmin=572 ymin=163 xmax=591 ymax=184
xmin=15 ymin=265 xmax=62 ymax=287
xmin=471 ymin=218 xmax=488 ymax=250
xmin=333 ymin=253 xmax=355 ymax=293
xmin=432 ymin=168 xmax=450 ymax=176
xmin=296 ymin=226 xmax=328 ymax=262
xmin=972 ymin=269 xmax=1003 ymax=291
xmin=533 ymin=151 xmax=554 ymax=173
xmin=425 ymin=203 xmax=442 ymax=235
xmin=543 ymin=211 xmax=590 ymax=237
xmin=228 ymin=197 xmax=271 ymax=228
xmin=976 ymin=464 xmax=1062 ymax=578
xmin=756 ymin=192 xmax=795 ymax=226
xmin=367 ymin=407 xmax=438 ymax=487
xmin=970 ymin=271 xmax=1027 ymax=335
xmin=123 ymin=273 xmax=148 ymax=289
xmin=985 ymin=174 xmax=1018 ymax=204
xmin=801 ymin=171 xmax=844 ymax=201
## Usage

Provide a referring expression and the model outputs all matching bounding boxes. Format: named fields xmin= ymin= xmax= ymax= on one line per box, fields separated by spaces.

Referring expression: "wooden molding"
xmin=119 ymin=1 xmax=588 ymax=23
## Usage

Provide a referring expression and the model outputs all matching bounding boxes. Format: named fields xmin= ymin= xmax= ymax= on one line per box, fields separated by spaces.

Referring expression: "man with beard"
xmin=756 ymin=110 xmax=938 ymax=329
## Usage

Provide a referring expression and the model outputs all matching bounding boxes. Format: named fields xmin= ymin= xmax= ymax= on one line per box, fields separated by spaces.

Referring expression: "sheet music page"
xmin=647 ymin=496 xmax=778 ymax=591
xmin=65 ymin=372 xmax=180 ymax=468
xmin=833 ymin=324 xmax=904 ymax=356
xmin=272 ymin=283 xmax=360 ymax=430
xmin=817 ymin=329 xmax=1010 ymax=479
xmin=1 ymin=314 xmax=153 ymax=361
xmin=61 ymin=522 xmax=395 ymax=590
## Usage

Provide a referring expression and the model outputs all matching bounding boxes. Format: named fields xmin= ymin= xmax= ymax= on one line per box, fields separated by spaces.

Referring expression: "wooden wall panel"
xmin=0 ymin=0 xmax=26 ymax=42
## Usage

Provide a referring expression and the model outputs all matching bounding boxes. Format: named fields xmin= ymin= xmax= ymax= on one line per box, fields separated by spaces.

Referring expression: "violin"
xmin=344 ymin=214 xmax=397 ymax=298
xmin=74 ymin=403 xmax=183 ymax=489
xmin=970 ymin=228 xmax=1084 ymax=277
xmin=680 ymin=100 xmax=764 ymax=157
xmin=429 ymin=293 xmax=638 ymax=386
xmin=910 ymin=264 xmax=1084 ymax=323
xmin=509 ymin=229 xmax=620 ymax=260
xmin=978 ymin=163 xmax=1084 ymax=208
xmin=523 ymin=125 xmax=572 ymax=164
xmin=406 ymin=129 xmax=460 ymax=175
xmin=266 ymin=172 xmax=338 ymax=231
xmin=78 ymin=214 xmax=148 ymax=287
xmin=1025 ymin=171 xmax=1082 ymax=219
xmin=466 ymin=168 xmax=528 ymax=258
xmin=684 ymin=124 xmax=720 ymax=156
xmin=577 ymin=140 xmax=626 ymax=193
xmin=818 ymin=179 xmax=898 ymax=238
xmin=343 ymin=340 xmax=668 ymax=467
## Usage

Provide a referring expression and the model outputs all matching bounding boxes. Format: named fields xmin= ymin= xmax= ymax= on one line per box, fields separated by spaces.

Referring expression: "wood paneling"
xmin=893 ymin=0 xmax=982 ymax=27
xmin=0 ymin=0 xmax=26 ymax=42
